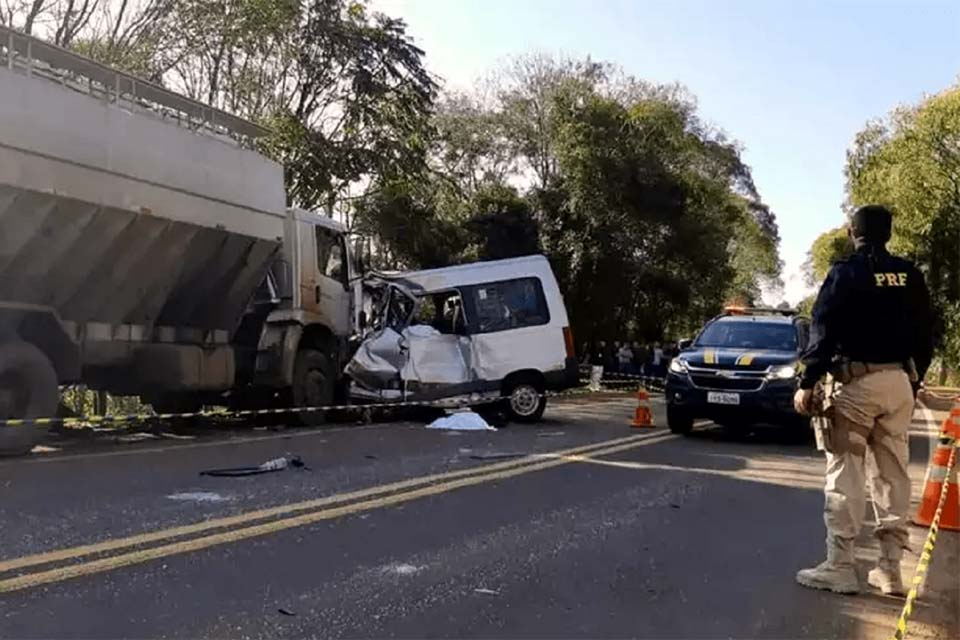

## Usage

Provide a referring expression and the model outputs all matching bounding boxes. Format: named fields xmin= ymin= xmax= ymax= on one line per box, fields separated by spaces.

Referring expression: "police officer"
xmin=794 ymin=205 xmax=933 ymax=596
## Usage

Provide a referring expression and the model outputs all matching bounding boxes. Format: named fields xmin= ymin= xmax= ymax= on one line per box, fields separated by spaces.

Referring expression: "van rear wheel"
xmin=0 ymin=341 xmax=58 ymax=456
xmin=505 ymin=380 xmax=546 ymax=423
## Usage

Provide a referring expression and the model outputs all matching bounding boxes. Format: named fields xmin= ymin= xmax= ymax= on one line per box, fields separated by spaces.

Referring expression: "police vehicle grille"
xmin=689 ymin=374 xmax=764 ymax=392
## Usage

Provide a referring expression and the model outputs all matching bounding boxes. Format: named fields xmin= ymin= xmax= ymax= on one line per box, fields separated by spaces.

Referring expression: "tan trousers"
xmin=823 ymin=369 xmax=914 ymax=558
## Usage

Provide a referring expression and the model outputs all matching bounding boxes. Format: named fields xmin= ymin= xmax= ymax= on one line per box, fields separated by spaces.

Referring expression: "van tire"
xmin=666 ymin=405 xmax=693 ymax=435
xmin=292 ymin=349 xmax=336 ymax=426
xmin=0 ymin=341 xmax=58 ymax=456
xmin=505 ymin=380 xmax=547 ymax=423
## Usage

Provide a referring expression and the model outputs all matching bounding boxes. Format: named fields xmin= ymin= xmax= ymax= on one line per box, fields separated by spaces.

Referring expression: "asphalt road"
xmin=0 ymin=394 xmax=957 ymax=639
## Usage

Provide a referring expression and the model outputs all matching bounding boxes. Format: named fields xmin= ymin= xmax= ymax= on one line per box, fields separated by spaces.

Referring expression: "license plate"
xmin=707 ymin=392 xmax=740 ymax=405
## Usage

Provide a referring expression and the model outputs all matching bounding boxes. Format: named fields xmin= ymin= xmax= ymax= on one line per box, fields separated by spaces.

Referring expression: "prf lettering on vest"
xmin=874 ymin=273 xmax=908 ymax=287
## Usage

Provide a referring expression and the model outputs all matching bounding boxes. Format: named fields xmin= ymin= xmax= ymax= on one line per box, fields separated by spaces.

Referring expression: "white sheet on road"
xmin=426 ymin=411 xmax=496 ymax=431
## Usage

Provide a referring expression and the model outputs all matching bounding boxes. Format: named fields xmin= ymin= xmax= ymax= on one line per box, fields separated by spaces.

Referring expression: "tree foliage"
xmin=845 ymin=84 xmax=960 ymax=370
xmin=360 ymin=55 xmax=782 ymax=341
xmin=803 ymin=226 xmax=852 ymax=285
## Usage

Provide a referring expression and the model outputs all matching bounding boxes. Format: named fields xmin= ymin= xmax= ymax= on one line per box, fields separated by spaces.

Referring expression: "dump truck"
xmin=0 ymin=27 xmax=365 ymax=453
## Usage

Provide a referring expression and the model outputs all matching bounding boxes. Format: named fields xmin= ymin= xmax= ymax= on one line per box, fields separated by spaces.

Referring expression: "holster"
xmin=811 ymin=377 xmax=836 ymax=453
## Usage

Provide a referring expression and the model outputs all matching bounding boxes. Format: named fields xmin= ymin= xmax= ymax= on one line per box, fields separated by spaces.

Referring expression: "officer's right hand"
xmin=794 ymin=388 xmax=814 ymax=416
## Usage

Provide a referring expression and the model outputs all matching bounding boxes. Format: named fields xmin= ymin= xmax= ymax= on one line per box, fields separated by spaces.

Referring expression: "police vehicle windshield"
xmin=695 ymin=321 xmax=797 ymax=351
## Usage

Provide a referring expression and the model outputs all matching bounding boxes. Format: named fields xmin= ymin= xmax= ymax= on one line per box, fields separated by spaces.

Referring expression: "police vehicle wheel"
xmin=0 ymin=341 xmax=58 ymax=456
xmin=505 ymin=381 xmax=546 ymax=423
xmin=292 ymin=349 xmax=336 ymax=426
xmin=666 ymin=405 xmax=693 ymax=435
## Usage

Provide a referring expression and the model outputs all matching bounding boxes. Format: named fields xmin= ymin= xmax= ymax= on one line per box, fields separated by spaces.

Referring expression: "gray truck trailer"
xmin=0 ymin=27 xmax=362 ymax=453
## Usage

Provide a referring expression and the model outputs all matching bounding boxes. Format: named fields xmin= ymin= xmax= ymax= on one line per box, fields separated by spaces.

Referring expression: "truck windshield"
xmin=696 ymin=322 xmax=798 ymax=351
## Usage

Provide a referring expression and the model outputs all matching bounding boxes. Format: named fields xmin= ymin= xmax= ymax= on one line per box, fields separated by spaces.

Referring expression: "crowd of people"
xmin=580 ymin=340 xmax=677 ymax=378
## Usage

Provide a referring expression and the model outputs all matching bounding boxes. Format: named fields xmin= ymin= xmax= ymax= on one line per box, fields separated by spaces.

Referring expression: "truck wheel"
xmin=505 ymin=380 xmax=547 ymax=423
xmin=0 ymin=341 xmax=58 ymax=456
xmin=666 ymin=405 xmax=693 ymax=435
xmin=292 ymin=349 xmax=336 ymax=426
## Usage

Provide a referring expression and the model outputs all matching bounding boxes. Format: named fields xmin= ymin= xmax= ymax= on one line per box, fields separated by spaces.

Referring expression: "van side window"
xmin=461 ymin=278 xmax=549 ymax=334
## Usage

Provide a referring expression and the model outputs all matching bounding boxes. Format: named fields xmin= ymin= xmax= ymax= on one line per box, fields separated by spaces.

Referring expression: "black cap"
xmin=850 ymin=205 xmax=892 ymax=244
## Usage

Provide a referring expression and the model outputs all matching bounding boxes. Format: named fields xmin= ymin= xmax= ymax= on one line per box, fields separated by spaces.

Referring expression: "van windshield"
xmin=696 ymin=321 xmax=798 ymax=351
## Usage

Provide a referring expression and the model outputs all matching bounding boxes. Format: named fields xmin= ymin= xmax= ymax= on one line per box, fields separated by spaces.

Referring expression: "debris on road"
xmin=199 ymin=455 xmax=309 ymax=477
xmin=469 ymin=452 xmax=527 ymax=460
xmin=277 ymin=608 xmax=296 ymax=616
xmin=31 ymin=444 xmax=60 ymax=453
xmin=381 ymin=562 xmax=424 ymax=576
xmin=474 ymin=588 xmax=501 ymax=596
xmin=426 ymin=411 xmax=495 ymax=431
xmin=115 ymin=432 xmax=160 ymax=443
xmin=166 ymin=491 xmax=231 ymax=503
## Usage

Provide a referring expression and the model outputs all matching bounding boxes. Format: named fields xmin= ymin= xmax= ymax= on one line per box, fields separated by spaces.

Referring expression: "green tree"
xmin=804 ymin=226 xmax=853 ymax=285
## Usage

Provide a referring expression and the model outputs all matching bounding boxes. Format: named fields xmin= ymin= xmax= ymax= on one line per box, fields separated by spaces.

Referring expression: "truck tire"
xmin=504 ymin=379 xmax=547 ymax=423
xmin=666 ymin=405 xmax=693 ymax=435
xmin=292 ymin=349 xmax=336 ymax=426
xmin=0 ymin=341 xmax=58 ymax=456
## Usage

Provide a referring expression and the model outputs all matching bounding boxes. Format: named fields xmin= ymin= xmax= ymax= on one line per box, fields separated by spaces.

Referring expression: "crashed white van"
xmin=345 ymin=255 xmax=579 ymax=421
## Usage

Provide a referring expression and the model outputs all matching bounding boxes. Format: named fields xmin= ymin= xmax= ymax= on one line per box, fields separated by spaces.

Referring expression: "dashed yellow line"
xmin=0 ymin=432 xmax=676 ymax=592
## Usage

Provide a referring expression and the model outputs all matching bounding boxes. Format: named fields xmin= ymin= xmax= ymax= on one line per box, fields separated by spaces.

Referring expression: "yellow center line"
xmin=0 ymin=432 xmax=677 ymax=594
xmin=0 ymin=431 xmax=666 ymax=576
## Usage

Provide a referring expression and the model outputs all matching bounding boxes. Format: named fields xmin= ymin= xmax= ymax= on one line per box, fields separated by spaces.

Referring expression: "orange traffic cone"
xmin=630 ymin=387 xmax=654 ymax=428
xmin=945 ymin=405 xmax=960 ymax=439
xmin=912 ymin=430 xmax=959 ymax=531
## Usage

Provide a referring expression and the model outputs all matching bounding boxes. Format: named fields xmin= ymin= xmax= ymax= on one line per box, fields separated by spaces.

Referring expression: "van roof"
xmin=383 ymin=255 xmax=552 ymax=293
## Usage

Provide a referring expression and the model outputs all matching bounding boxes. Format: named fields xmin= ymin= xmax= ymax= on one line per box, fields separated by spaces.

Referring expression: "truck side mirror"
xmin=678 ymin=338 xmax=693 ymax=351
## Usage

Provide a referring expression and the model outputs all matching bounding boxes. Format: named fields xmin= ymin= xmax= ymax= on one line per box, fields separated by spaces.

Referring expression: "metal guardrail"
xmin=0 ymin=25 xmax=268 ymax=142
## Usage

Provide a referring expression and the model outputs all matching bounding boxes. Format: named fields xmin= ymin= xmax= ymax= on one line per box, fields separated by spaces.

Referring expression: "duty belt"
xmin=832 ymin=360 xmax=906 ymax=385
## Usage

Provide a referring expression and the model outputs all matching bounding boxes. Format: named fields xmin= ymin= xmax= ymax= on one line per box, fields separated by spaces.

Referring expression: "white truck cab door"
xmin=303 ymin=224 xmax=351 ymax=336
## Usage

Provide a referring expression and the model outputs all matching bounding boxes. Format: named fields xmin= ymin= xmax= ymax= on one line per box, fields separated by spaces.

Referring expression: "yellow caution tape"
xmin=891 ymin=441 xmax=958 ymax=640
xmin=0 ymin=379 xmax=664 ymax=431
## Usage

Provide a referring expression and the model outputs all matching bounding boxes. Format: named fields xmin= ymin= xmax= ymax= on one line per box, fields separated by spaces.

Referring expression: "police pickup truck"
xmin=665 ymin=307 xmax=810 ymax=435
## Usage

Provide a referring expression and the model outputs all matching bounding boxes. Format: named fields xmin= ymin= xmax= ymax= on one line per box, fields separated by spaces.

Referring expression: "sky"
xmin=374 ymin=0 xmax=959 ymax=304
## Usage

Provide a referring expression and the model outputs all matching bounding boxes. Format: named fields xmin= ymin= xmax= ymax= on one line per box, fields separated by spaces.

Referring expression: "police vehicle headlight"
xmin=669 ymin=359 xmax=688 ymax=374
xmin=767 ymin=364 xmax=797 ymax=380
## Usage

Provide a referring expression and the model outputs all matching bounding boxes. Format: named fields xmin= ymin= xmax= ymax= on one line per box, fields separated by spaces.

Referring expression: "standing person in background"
xmin=652 ymin=342 xmax=665 ymax=377
xmin=662 ymin=341 xmax=675 ymax=373
xmin=617 ymin=342 xmax=634 ymax=375
xmin=588 ymin=341 xmax=605 ymax=391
